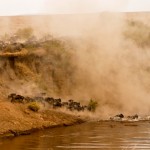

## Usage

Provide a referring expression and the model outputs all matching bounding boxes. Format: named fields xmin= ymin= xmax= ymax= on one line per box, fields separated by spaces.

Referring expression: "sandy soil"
xmin=0 ymin=100 xmax=84 ymax=138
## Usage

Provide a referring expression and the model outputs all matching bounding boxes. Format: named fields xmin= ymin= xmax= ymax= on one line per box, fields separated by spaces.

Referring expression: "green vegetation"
xmin=28 ymin=102 xmax=40 ymax=112
xmin=87 ymin=99 xmax=98 ymax=112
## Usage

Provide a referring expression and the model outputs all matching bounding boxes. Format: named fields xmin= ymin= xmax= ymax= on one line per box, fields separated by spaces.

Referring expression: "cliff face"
xmin=0 ymin=15 xmax=87 ymax=137
xmin=0 ymin=38 xmax=75 ymax=98
xmin=0 ymin=15 xmax=81 ymax=101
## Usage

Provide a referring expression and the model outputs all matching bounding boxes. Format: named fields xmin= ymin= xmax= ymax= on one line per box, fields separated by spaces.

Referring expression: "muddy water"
xmin=1 ymin=121 xmax=150 ymax=150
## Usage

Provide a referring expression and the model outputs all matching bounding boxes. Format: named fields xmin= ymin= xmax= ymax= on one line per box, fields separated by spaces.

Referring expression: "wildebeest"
xmin=110 ymin=113 xmax=124 ymax=121
xmin=116 ymin=114 xmax=124 ymax=118
xmin=45 ymin=97 xmax=62 ymax=108
xmin=8 ymin=93 xmax=16 ymax=100
xmin=67 ymin=100 xmax=85 ymax=111
xmin=45 ymin=97 xmax=55 ymax=105
xmin=8 ymin=93 xmax=89 ymax=112
xmin=53 ymin=98 xmax=62 ymax=108
xmin=9 ymin=94 xmax=24 ymax=103
xmin=24 ymin=96 xmax=35 ymax=103
xmin=127 ymin=114 xmax=138 ymax=120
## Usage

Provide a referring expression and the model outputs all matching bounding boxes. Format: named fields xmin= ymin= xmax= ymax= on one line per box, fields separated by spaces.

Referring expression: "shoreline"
xmin=0 ymin=120 xmax=85 ymax=139
xmin=1 ymin=100 xmax=150 ymax=139
xmin=0 ymin=101 xmax=85 ymax=139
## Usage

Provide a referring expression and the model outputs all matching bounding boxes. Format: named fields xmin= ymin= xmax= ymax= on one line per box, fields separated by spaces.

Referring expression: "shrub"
xmin=28 ymin=102 xmax=40 ymax=112
xmin=87 ymin=99 xmax=98 ymax=112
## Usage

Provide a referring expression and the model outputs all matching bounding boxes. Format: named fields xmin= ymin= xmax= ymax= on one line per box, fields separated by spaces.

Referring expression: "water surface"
xmin=1 ymin=121 xmax=150 ymax=150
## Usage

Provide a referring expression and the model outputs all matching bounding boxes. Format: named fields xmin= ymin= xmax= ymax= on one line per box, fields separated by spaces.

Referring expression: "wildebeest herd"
xmin=110 ymin=113 xmax=139 ymax=121
xmin=8 ymin=93 xmax=88 ymax=112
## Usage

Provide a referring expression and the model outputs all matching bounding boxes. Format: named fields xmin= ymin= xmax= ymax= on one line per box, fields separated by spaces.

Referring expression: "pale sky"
xmin=0 ymin=0 xmax=149 ymax=16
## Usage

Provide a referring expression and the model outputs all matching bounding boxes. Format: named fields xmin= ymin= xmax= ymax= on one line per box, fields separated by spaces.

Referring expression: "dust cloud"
xmin=0 ymin=13 xmax=150 ymax=117
xmin=44 ymin=13 xmax=150 ymax=117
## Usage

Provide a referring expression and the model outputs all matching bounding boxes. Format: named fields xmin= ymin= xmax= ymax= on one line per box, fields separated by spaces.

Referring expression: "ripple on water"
xmin=1 ymin=122 xmax=150 ymax=150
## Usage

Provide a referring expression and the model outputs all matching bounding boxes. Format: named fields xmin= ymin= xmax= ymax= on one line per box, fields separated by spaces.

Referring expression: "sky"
xmin=0 ymin=0 xmax=149 ymax=16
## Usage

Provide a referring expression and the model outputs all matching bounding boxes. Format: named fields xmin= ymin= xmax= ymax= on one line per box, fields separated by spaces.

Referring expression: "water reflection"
xmin=1 ymin=121 xmax=150 ymax=150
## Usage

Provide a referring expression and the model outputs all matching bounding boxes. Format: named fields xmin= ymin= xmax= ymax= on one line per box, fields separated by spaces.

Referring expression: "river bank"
xmin=0 ymin=100 xmax=84 ymax=138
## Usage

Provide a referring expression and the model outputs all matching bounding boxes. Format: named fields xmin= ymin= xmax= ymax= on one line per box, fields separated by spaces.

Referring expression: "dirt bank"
xmin=0 ymin=100 xmax=84 ymax=138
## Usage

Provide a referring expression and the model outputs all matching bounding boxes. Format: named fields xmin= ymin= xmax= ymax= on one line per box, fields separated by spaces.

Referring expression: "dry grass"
xmin=0 ymin=49 xmax=28 ymax=57
xmin=0 ymin=101 xmax=83 ymax=135
xmin=15 ymin=62 xmax=36 ymax=80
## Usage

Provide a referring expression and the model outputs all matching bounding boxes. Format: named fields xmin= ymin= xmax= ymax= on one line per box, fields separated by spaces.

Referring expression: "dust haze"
xmin=0 ymin=13 xmax=150 ymax=118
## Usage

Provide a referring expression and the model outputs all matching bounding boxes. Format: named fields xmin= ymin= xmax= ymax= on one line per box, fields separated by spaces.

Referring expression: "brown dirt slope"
xmin=0 ymin=101 xmax=83 ymax=137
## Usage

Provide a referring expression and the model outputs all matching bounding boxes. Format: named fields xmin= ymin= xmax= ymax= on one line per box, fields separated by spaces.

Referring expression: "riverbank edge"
xmin=0 ymin=118 xmax=85 ymax=139
xmin=0 ymin=101 xmax=86 ymax=139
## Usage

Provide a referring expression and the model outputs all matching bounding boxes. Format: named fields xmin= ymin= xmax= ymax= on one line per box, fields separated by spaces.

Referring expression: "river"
xmin=1 ymin=121 xmax=150 ymax=150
